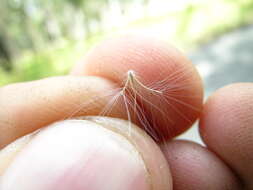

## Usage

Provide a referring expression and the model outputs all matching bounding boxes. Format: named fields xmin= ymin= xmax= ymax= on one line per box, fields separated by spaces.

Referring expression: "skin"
xmin=0 ymin=35 xmax=252 ymax=189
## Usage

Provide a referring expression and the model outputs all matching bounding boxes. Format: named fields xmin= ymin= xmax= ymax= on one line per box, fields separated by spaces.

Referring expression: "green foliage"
xmin=0 ymin=41 xmax=85 ymax=86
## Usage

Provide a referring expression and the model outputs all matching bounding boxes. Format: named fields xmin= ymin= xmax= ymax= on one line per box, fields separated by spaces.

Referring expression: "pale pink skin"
xmin=0 ymin=120 xmax=150 ymax=190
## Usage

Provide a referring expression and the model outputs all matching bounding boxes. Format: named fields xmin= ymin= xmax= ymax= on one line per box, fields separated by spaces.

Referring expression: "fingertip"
xmin=161 ymin=140 xmax=240 ymax=190
xmin=199 ymin=83 xmax=253 ymax=188
xmin=0 ymin=118 xmax=172 ymax=190
xmin=71 ymin=35 xmax=203 ymax=140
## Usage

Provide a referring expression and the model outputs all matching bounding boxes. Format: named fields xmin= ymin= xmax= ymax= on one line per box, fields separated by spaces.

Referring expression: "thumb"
xmin=0 ymin=117 xmax=172 ymax=190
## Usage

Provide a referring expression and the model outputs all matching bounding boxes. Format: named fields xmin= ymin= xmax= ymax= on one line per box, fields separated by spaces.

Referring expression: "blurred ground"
xmin=179 ymin=24 xmax=253 ymax=144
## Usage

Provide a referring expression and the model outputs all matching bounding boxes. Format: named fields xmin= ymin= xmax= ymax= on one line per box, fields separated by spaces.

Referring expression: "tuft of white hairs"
xmin=65 ymin=68 xmax=201 ymax=142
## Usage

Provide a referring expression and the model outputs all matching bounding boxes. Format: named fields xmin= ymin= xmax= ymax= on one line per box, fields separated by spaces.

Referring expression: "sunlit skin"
xmin=0 ymin=35 xmax=252 ymax=189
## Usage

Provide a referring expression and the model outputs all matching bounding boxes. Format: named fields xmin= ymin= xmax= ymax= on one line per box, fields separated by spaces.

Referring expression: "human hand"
xmin=0 ymin=35 xmax=252 ymax=189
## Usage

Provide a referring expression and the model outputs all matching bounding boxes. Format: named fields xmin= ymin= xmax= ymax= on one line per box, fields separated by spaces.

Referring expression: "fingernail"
xmin=0 ymin=120 xmax=150 ymax=190
xmin=0 ymin=131 xmax=35 ymax=175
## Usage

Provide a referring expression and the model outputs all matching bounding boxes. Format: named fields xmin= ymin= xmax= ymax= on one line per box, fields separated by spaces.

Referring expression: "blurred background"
xmin=1 ymin=0 xmax=253 ymax=142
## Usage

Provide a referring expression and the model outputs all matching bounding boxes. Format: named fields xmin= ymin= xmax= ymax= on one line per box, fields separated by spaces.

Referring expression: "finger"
xmin=0 ymin=76 xmax=126 ymax=148
xmin=161 ymin=140 xmax=241 ymax=190
xmin=71 ymin=35 xmax=203 ymax=141
xmin=0 ymin=133 xmax=34 ymax=175
xmin=199 ymin=83 xmax=253 ymax=189
xmin=0 ymin=117 xmax=172 ymax=190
